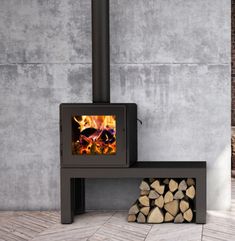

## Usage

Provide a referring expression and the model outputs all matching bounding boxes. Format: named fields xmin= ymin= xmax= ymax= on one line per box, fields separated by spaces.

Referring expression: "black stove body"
xmin=60 ymin=103 xmax=137 ymax=167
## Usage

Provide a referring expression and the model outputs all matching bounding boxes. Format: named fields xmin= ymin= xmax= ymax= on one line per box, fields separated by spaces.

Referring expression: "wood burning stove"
xmin=60 ymin=0 xmax=137 ymax=167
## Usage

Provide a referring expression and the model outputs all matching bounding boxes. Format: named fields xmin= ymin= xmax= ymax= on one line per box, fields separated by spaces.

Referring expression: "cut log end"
xmin=140 ymin=207 xmax=150 ymax=216
xmin=148 ymin=190 xmax=160 ymax=199
xmin=163 ymin=178 xmax=170 ymax=185
xmin=174 ymin=190 xmax=184 ymax=200
xmin=186 ymin=186 xmax=196 ymax=199
xmin=183 ymin=208 xmax=193 ymax=222
xmin=164 ymin=191 xmax=173 ymax=204
xmin=178 ymin=180 xmax=187 ymax=191
xmin=155 ymin=195 xmax=164 ymax=208
xmin=129 ymin=178 xmax=195 ymax=224
xmin=128 ymin=203 xmax=139 ymax=215
xmin=140 ymin=190 xmax=150 ymax=196
xmin=169 ymin=179 xmax=178 ymax=192
xmin=139 ymin=195 xmax=150 ymax=207
xmin=150 ymin=180 xmax=160 ymax=190
xmin=137 ymin=212 xmax=146 ymax=223
xmin=165 ymin=212 xmax=174 ymax=222
xmin=128 ymin=214 xmax=137 ymax=222
xmin=180 ymin=200 xmax=189 ymax=213
xmin=150 ymin=181 xmax=165 ymax=195
xmin=186 ymin=178 xmax=195 ymax=186
xmin=174 ymin=213 xmax=184 ymax=223
xmin=164 ymin=200 xmax=179 ymax=217
xmin=139 ymin=180 xmax=150 ymax=191
xmin=147 ymin=207 xmax=164 ymax=223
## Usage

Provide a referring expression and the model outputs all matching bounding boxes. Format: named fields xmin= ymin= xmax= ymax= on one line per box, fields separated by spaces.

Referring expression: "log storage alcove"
xmin=128 ymin=178 xmax=196 ymax=223
xmin=60 ymin=162 xmax=206 ymax=224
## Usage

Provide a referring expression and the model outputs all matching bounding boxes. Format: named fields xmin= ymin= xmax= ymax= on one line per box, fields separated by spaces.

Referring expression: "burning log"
xmin=128 ymin=178 xmax=196 ymax=224
xmin=72 ymin=115 xmax=117 ymax=155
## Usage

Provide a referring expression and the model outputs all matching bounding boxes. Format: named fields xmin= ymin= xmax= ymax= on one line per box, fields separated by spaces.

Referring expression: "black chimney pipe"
xmin=92 ymin=0 xmax=110 ymax=103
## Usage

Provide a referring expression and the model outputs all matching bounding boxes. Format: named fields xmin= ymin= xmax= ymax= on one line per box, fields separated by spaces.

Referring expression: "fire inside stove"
xmin=72 ymin=115 xmax=116 ymax=155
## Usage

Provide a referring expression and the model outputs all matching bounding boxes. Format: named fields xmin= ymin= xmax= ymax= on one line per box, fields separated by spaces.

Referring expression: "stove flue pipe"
xmin=92 ymin=0 xmax=110 ymax=103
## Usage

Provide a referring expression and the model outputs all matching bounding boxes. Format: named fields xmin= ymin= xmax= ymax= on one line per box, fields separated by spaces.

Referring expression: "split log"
xmin=164 ymin=191 xmax=173 ymax=204
xmin=178 ymin=180 xmax=187 ymax=191
xmin=148 ymin=190 xmax=160 ymax=199
xmin=155 ymin=195 xmax=164 ymax=208
xmin=140 ymin=190 xmax=150 ymax=196
xmin=128 ymin=178 xmax=196 ymax=223
xmin=128 ymin=203 xmax=139 ymax=215
xmin=137 ymin=212 xmax=146 ymax=223
xmin=140 ymin=207 xmax=150 ymax=216
xmin=186 ymin=186 xmax=196 ymax=199
xmin=128 ymin=214 xmax=136 ymax=222
xmin=165 ymin=212 xmax=174 ymax=222
xmin=186 ymin=178 xmax=195 ymax=186
xmin=169 ymin=179 xmax=178 ymax=192
xmin=155 ymin=185 xmax=165 ymax=195
xmin=174 ymin=213 xmax=184 ymax=223
xmin=147 ymin=207 xmax=164 ymax=223
xmin=139 ymin=180 xmax=150 ymax=191
xmin=139 ymin=195 xmax=150 ymax=207
xmin=179 ymin=200 xmax=189 ymax=213
xmin=150 ymin=180 xmax=165 ymax=194
xmin=150 ymin=180 xmax=160 ymax=190
xmin=174 ymin=190 xmax=184 ymax=200
xmin=183 ymin=208 xmax=193 ymax=222
xmin=164 ymin=200 xmax=179 ymax=216
xmin=163 ymin=178 xmax=170 ymax=185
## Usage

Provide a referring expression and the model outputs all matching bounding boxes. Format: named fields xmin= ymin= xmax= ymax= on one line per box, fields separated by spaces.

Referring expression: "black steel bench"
xmin=61 ymin=161 xmax=206 ymax=224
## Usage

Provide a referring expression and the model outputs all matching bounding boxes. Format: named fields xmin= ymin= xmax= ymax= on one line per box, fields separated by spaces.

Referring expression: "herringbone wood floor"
xmin=0 ymin=179 xmax=234 ymax=241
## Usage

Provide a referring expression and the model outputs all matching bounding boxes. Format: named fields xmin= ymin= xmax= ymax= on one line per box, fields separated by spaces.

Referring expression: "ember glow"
xmin=72 ymin=115 xmax=116 ymax=155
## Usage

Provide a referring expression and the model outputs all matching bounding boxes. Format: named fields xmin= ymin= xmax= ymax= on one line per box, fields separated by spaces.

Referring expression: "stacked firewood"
xmin=128 ymin=178 xmax=196 ymax=223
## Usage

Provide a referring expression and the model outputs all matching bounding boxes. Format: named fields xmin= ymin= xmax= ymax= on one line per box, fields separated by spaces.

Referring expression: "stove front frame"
xmin=60 ymin=103 xmax=131 ymax=167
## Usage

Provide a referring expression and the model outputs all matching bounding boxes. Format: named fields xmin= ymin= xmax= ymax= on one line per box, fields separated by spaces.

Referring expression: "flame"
xmin=73 ymin=115 xmax=116 ymax=133
xmin=72 ymin=115 xmax=116 ymax=155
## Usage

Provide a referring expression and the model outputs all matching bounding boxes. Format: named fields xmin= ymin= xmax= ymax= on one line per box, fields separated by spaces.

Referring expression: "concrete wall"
xmin=0 ymin=0 xmax=231 ymax=210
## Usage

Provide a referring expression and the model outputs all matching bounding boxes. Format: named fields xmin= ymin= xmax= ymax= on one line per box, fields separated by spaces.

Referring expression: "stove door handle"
xmin=137 ymin=118 xmax=143 ymax=125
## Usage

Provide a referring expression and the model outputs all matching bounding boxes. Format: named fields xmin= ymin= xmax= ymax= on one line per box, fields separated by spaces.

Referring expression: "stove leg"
xmin=74 ymin=178 xmax=85 ymax=214
xmin=195 ymin=171 xmax=207 ymax=224
xmin=61 ymin=174 xmax=74 ymax=224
